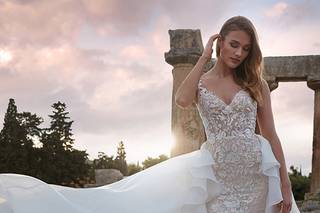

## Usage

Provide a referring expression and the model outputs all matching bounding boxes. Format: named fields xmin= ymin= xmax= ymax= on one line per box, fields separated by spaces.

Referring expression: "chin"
xmin=227 ymin=62 xmax=240 ymax=69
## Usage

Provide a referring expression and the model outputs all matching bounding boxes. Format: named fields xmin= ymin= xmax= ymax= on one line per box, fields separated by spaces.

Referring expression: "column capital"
xmin=165 ymin=29 xmax=204 ymax=66
xmin=307 ymin=80 xmax=320 ymax=91
xmin=267 ymin=80 xmax=279 ymax=91
xmin=263 ymin=75 xmax=278 ymax=92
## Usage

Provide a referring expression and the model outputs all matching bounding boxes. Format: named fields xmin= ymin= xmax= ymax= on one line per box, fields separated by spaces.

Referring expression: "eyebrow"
xmin=230 ymin=40 xmax=251 ymax=47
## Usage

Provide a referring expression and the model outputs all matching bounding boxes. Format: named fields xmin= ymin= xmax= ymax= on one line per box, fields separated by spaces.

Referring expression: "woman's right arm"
xmin=175 ymin=34 xmax=220 ymax=109
xmin=174 ymin=56 xmax=209 ymax=108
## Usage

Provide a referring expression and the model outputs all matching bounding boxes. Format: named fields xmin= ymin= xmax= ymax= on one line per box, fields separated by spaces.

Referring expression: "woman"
xmin=175 ymin=16 xmax=300 ymax=212
xmin=0 ymin=16 xmax=300 ymax=213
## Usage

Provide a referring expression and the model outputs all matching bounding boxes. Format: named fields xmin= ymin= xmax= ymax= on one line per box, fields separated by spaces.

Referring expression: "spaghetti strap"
xmin=198 ymin=78 xmax=204 ymax=89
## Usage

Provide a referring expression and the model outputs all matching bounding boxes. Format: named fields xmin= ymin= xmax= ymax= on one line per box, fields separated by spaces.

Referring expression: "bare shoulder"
xmin=200 ymin=72 xmax=213 ymax=81
xmin=199 ymin=72 xmax=218 ymax=87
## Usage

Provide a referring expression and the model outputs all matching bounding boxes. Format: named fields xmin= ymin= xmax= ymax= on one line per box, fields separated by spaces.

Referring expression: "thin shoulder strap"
xmin=198 ymin=78 xmax=204 ymax=88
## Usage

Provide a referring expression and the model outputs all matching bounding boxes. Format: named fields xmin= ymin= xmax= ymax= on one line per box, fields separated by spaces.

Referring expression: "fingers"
xmin=202 ymin=34 xmax=220 ymax=60
xmin=205 ymin=34 xmax=220 ymax=49
xmin=201 ymin=33 xmax=221 ymax=61
xmin=284 ymin=201 xmax=292 ymax=212
xmin=281 ymin=201 xmax=292 ymax=213
xmin=209 ymin=33 xmax=221 ymax=41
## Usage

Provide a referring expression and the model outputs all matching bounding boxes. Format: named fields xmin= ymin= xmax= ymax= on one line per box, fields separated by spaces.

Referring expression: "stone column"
xmin=307 ymin=80 xmax=320 ymax=193
xmin=164 ymin=29 xmax=207 ymax=157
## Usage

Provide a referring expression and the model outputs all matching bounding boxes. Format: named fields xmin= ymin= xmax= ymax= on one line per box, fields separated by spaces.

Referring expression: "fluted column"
xmin=307 ymin=80 xmax=320 ymax=193
xmin=165 ymin=29 xmax=207 ymax=157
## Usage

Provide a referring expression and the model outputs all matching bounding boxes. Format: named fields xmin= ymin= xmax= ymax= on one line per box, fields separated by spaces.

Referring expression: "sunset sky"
xmin=0 ymin=0 xmax=319 ymax=175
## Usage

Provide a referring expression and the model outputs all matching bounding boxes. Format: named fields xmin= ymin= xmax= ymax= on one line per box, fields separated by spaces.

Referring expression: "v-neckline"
xmin=198 ymin=79 xmax=244 ymax=107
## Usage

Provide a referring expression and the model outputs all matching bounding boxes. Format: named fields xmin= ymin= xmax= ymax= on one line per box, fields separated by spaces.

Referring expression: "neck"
xmin=209 ymin=57 xmax=235 ymax=78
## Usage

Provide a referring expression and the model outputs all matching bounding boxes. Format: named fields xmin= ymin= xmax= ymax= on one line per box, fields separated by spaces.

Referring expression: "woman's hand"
xmin=201 ymin=34 xmax=220 ymax=61
xmin=280 ymin=182 xmax=293 ymax=213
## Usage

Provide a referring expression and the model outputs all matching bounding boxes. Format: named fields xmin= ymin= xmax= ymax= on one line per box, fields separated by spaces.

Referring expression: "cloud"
xmin=0 ymin=49 xmax=13 ymax=64
xmin=0 ymin=0 xmax=157 ymax=47
xmin=262 ymin=0 xmax=320 ymax=28
xmin=0 ymin=39 xmax=171 ymax=133
xmin=264 ymin=2 xmax=288 ymax=17
xmin=0 ymin=1 xmax=82 ymax=46
xmin=159 ymin=0 xmax=233 ymax=27
xmin=314 ymin=42 xmax=320 ymax=47
xmin=259 ymin=22 xmax=320 ymax=56
xmin=0 ymin=0 xmax=317 ymax=168
xmin=120 ymin=45 xmax=148 ymax=59
xmin=81 ymin=0 xmax=157 ymax=37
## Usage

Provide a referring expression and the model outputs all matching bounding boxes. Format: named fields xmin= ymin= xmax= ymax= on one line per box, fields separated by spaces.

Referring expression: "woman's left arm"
xmin=257 ymin=79 xmax=292 ymax=212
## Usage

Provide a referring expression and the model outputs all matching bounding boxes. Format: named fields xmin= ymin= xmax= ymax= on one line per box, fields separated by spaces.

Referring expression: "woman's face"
xmin=219 ymin=30 xmax=251 ymax=69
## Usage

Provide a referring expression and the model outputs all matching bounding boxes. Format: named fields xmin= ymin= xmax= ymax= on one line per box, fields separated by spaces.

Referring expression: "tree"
xmin=17 ymin=111 xmax=43 ymax=176
xmin=0 ymin=99 xmax=40 ymax=175
xmin=17 ymin=112 xmax=43 ymax=140
xmin=93 ymin=152 xmax=116 ymax=169
xmin=47 ymin=102 xmax=74 ymax=150
xmin=65 ymin=149 xmax=90 ymax=187
xmin=114 ymin=141 xmax=128 ymax=176
xmin=40 ymin=101 xmax=89 ymax=185
xmin=127 ymin=161 xmax=142 ymax=175
xmin=142 ymin=154 xmax=169 ymax=169
xmin=0 ymin=99 xmax=91 ymax=186
xmin=289 ymin=165 xmax=310 ymax=200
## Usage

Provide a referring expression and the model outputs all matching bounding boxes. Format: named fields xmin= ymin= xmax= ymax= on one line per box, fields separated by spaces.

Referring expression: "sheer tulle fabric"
xmin=0 ymin=78 xmax=301 ymax=212
xmin=0 ymin=135 xmax=299 ymax=213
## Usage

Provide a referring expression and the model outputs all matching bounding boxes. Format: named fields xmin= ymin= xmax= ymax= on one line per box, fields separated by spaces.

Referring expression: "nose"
xmin=235 ymin=48 xmax=242 ymax=58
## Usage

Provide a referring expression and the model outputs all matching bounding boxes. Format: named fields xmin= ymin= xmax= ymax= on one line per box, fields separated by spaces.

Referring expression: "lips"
xmin=230 ymin=57 xmax=241 ymax=63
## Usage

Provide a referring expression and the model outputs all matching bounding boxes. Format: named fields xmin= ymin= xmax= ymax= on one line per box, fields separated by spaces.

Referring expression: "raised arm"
xmin=175 ymin=34 xmax=220 ymax=109
xmin=257 ymin=79 xmax=293 ymax=212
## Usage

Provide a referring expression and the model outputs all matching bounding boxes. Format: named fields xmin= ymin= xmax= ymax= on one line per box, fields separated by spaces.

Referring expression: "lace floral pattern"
xmin=197 ymin=79 xmax=257 ymax=141
xmin=196 ymin=79 xmax=268 ymax=213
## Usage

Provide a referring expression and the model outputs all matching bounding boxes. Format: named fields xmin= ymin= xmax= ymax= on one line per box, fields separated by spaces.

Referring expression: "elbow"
xmin=175 ymin=96 xmax=191 ymax=109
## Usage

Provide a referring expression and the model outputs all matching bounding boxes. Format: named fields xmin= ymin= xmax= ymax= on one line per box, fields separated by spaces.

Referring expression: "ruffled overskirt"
xmin=0 ymin=134 xmax=300 ymax=213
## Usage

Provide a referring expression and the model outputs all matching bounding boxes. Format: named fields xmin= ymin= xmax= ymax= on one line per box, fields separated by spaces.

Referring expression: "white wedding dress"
xmin=0 ymin=79 xmax=300 ymax=213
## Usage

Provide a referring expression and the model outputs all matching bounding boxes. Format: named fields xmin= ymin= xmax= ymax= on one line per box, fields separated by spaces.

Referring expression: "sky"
xmin=0 ymin=0 xmax=319 ymax=175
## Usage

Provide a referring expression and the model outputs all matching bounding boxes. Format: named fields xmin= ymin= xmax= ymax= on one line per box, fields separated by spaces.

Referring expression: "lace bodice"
xmin=196 ymin=78 xmax=257 ymax=141
xmin=195 ymin=79 xmax=268 ymax=212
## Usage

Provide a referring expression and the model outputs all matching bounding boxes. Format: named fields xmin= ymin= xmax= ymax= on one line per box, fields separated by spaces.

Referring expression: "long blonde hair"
xmin=216 ymin=16 xmax=264 ymax=106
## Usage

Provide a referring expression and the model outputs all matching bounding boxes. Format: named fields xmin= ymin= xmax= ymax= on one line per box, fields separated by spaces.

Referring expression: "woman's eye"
xmin=230 ymin=42 xmax=250 ymax=51
xmin=230 ymin=43 xmax=238 ymax=48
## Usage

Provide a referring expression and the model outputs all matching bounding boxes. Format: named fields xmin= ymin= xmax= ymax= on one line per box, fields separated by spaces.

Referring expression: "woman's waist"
xmin=200 ymin=133 xmax=263 ymax=157
xmin=206 ymin=132 xmax=258 ymax=142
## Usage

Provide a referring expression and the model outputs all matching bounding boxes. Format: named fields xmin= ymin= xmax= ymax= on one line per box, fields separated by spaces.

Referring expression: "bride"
xmin=0 ymin=16 xmax=300 ymax=213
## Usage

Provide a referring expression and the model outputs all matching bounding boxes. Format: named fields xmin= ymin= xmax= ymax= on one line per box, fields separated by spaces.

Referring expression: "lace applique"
xmin=196 ymin=79 xmax=268 ymax=212
xmin=201 ymin=137 xmax=268 ymax=212
xmin=196 ymin=79 xmax=257 ymax=141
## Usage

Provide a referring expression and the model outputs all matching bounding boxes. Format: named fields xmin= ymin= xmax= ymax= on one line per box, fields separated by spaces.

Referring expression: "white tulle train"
xmin=0 ymin=134 xmax=300 ymax=213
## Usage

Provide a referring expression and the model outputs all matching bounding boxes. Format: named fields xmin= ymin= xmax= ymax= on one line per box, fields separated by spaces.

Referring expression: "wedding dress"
xmin=0 ymin=78 xmax=301 ymax=213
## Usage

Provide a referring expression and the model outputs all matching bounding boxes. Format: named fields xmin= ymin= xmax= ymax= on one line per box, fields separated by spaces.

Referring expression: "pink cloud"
xmin=120 ymin=45 xmax=148 ymax=59
xmin=0 ymin=1 xmax=82 ymax=46
xmin=0 ymin=0 xmax=317 ymax=167
xmin=264 ymin=2 xmax=288 ymax=17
